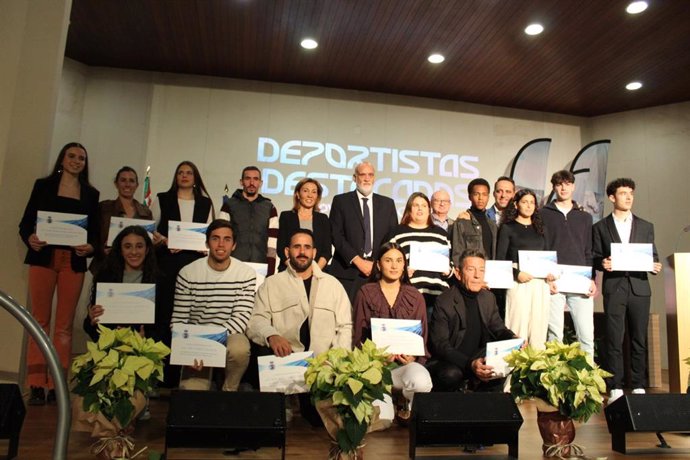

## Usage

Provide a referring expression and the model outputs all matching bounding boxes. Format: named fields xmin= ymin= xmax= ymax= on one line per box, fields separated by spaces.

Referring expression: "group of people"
xmin=19 ymin=142 xmax=659 ymax=421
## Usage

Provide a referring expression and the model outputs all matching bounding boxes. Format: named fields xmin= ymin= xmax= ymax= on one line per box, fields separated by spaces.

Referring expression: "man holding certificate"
xmin=593 ymin=178 xmax=661 ymax=403
xmin=429 ymin=249 xmax=518 ymax=392
xmin=170 ymin=220 xmax=257 ymax=391
xmin=542 ymin=170 xmax=596 ymax=357
xmin=248 ymin=229 xmax=352 ymax=425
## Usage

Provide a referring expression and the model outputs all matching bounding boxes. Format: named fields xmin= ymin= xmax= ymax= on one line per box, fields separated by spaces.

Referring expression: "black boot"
xmin=46 ymin=389 xmax=56 ymax=405
xmin=28 ymin=387 xmax=45 ymax=406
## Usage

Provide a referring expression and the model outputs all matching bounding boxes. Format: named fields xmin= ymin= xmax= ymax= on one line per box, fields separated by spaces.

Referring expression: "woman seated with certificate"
xmin=353 ymin=242 xmax=433 ymax=423
xmin=84 ymin=225 xmax=162 ymax=341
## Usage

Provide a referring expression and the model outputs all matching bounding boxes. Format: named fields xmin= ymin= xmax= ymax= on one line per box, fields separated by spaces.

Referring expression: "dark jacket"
xmin=541 ymin=201 xmax=593 ymax=270
xmin=19 ymin=176 xmax=100 ymax=272
xmin=155 ymin=191 xmax=212 ymax=237
xmin=429 ymin=284 xmax=515 ymax=371
xmin=592 ymin=213 xmax=658 ymax=297
xmin=328 ymin=191 xmax=398 ymax=281
xmin=220 ymin=189 xmax=278 ymax=274
xmin=450 ymin=209 xmax=497 ymax=265
xmin=277 ymin=209 xmax=332 ymax=270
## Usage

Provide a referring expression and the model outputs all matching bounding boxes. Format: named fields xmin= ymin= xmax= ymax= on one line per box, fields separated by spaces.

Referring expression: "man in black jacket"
xmin=428 ymin=249 xmax=517 ymax=391
xmin=593 ymin=178 xmax=661 ymax=403
xmin=542 ymin=170 xmax=596 ymax=357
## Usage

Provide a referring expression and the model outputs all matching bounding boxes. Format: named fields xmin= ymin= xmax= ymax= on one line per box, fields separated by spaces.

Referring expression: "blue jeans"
xmin=547 ymin=292 xmax=594 ymax=356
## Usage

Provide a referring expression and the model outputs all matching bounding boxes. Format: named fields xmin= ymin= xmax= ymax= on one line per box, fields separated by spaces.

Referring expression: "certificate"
xmin=96 ymin=283 xmax=155 ymax=324
xmin=484 ymin=260 xmax=514 ymax=289
xmin=106 ymin=217 xmax=155 ymax=246
xmin=518 ymin=250 xmax=558 ymax=278
xmin=485 ymin=338 xmax=525 ymax=378
xmin=610 ymin=243 xmax=654 ymax=272
xmin=245 ymin=262 xmax=268 ymax=290
xmin=36 ymin=211 xmax=88 ymax=246
xmin=258 ymin=351 xmax=313 ymax=394
xmin=555 ymin=265 xmax=592 ymax=295
xmin=167 ymin=221 xmax=209 ymax=251
xmin=370 ymin=318 xmax=425 ymax=356
xmin=170 ymin=323 xmax=228 ymax=368
xmin=408 ymin=241 xmax=450 ymax=273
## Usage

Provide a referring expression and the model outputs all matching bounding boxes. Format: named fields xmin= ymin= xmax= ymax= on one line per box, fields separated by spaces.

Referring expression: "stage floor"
xmin=8 ymin=390 xmax=690 ymax=459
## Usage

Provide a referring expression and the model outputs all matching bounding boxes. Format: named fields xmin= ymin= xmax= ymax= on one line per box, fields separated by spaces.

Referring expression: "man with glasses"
xmin=431 ymin=190 xmax=454 ymax=231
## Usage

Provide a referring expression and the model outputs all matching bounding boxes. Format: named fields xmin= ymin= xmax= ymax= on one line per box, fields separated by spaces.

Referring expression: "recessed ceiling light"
xmin=626 ymin=81 xmax=643 ymax=91
xmin=428 ymin=53 xmax=445 ymax=64
xmin=626 ymin=1 xmax=648 ymax=14
xmin=300 ymin=38 xmax=318 ymax=50
xmin=524 ymin=24 xmax=544 ymax=36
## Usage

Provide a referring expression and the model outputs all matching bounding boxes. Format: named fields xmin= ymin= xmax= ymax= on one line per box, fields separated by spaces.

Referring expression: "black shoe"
xmin=46 ymin=389 xmax=56 ymax=405
xmin=28 ymin=387 xmax=46 ymax=406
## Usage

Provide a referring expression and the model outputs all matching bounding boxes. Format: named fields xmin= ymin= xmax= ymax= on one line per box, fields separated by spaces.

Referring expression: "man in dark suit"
xmin=428 ymin=249 xmax=518 ymax=392
xmin=592 ymin=178 xmax=661 ymax=404
xmin=329 ymin=161 xmax=398 ymax=302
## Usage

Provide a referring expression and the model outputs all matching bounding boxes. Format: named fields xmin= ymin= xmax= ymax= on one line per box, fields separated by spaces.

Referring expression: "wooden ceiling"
xmin=65 ymin=0 xmax=690 ymax=117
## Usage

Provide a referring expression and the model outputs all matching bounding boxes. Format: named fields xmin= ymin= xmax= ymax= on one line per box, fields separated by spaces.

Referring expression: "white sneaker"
xmin=609 ymin=389 xmax=624 ymax=403
xmin=632 ymin=388 xmax=646 ymax=394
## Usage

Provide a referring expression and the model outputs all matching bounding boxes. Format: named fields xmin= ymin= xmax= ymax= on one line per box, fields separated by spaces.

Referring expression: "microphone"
xmin=673 ymin=224 xmax=690 ymax=253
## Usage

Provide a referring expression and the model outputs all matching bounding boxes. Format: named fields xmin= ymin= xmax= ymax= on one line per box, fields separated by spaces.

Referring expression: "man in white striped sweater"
xmin=171 ymin=219 xmax=257 ymax=391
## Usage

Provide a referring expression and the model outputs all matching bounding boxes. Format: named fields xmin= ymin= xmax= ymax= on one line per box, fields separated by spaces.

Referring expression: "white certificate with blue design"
xmin=484 ymin=260 xmax=514 ymax=289
xmin=518 ymin=250 xmax=558 ymax=278
xmin=371 ymin=318 xmax=425 ymax=356
xmin=36 ymin=210 xmax=88 ymax=246
xmin=258 ymin=351 xmax=313 ymax=394
xmin=610 ymin=243 xmax=654 ymax=272
xmin=408 ymin=242 xmax=450 ymax=273
xmin=555 ymin=265 xmax=592 ymax=295
xmin=167 ymin=220 xmax=209 ymax=251
xmin=170 ymin=323 xmax=228 ymax=368
xmin=485 ymin=338 xmax=525 ymax=378
xmin=106 ymin=217 xmax=156 ymax=246
xmin=96 ymin=283 xmax=155 ymax=324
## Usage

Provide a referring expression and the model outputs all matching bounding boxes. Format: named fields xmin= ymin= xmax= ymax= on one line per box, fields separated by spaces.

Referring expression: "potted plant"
xmin=504 ymin=340 xmax=612 ymax=458
xmin=71 ymin=325 xmax=170 ymax=459
xmin=305 ymin=340 xmax=394 ymax=460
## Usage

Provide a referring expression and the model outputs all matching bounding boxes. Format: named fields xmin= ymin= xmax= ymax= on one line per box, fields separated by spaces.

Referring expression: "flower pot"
xmin=536 ymin=410 xmax=576 ymax=458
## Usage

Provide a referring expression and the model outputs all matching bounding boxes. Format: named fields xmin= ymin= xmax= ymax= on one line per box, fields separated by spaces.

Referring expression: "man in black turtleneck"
xmin=450 ymin=178 xmax=498 ymax=268
xmin=428 ymin=249 xmax=517 ymax=391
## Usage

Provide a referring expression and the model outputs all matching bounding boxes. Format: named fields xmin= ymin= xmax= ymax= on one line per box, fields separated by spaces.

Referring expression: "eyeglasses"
xmin=432 ymin=199 xmax=450 ymax=204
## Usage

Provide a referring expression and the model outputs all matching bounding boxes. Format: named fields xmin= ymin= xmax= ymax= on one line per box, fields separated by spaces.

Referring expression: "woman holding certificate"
xmin=18 ymin=142 xmax=100 ymax=405
xmin=84 ymin=225 xmax=160 ymax=340
xmin=353 ymin=242 xmax=432 ymax=423
xmin=386 ymin=192 xmax=451 ymax=315
xmin=150 ymin=161 xmax=214 ymax=384
xmin=277 ymin=178 xmax=332 ymax=271
xmin=91 ymin=166 xmax=153 ymax=271
xmin=496 ymin=189 xmax=553 ymax=350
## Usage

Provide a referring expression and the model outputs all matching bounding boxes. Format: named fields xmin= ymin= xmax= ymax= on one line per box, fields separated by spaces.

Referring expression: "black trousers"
xmin=604 ymin=278 xmax=650 ymax=389
xmin=428 ymin=361 xmax=505 ymax=393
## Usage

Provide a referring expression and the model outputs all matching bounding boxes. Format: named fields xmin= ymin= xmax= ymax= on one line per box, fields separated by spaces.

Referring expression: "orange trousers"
xmin=27 ymin=249 xmax=84 ymax=389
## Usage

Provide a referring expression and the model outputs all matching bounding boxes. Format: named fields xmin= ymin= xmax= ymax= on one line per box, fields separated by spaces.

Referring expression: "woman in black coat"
xmin=277 ymin=177 xmax=331 ymax=270
xmin=18 ymin=142 xmax=99 ymax=405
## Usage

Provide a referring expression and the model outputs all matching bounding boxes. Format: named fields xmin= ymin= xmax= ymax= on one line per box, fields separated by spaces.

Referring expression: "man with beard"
xmin=329 ymin=161 xmax=398 ymax=302
xmin=171 ymin=219 xmax=257 ymax=391
xmin=247 ymin=229 xmax=352 ymax=424
xmin=219 ymin=166 xmax=278 ymax=275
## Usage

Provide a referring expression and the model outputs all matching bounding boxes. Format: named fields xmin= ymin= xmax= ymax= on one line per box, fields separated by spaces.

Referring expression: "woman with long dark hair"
xmin=91 ymin=166 xmax=152 ymax=272
xmin=84 ymin=225 xmax=161 ymax=340
xmin=149 ymin=161 xmax=214 ymax=386
xmin=496 ymin=189 xmax=554 ymax=349
xmin=353 ymin=242 xmax=432 ymax=422
xmin=18 ymin=142 xmax=100 ymax=405
xmin=386 ymin=192 xmax=451 ymax=316
xmin=277 ymin=177 xmax=331 ymax=270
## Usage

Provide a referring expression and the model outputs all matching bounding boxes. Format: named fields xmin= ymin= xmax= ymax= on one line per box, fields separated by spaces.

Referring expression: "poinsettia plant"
xmin=71 ymin=325 xmax=170 ymax=427
xmin=305 ymin=340 xmax=394 ymax=456
xmin=505 ymin=340 xmax=612 ymax=423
